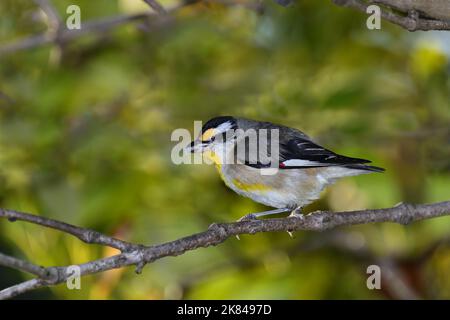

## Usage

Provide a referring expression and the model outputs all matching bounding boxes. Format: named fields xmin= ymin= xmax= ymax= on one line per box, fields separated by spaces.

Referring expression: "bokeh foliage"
xmin=0 ymin=0 xmax=449 ymax=299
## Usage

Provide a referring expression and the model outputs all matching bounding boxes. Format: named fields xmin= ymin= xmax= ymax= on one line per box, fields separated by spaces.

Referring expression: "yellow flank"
xmin=232 ymin=178 xmax=271 ymax=192
xmin=201 ymin=128 xmax=215 ymax=141
xmin=202 ymin=150 xmax=269 ymax=192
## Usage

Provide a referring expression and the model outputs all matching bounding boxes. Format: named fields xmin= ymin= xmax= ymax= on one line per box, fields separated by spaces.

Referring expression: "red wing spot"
xmin=279 ymin=162 xmax=286 ymax=168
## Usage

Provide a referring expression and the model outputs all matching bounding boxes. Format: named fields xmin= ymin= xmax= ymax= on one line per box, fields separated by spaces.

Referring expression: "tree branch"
xmin=0 ymin=201 xmax=449 ymax=299
xmin=333 ymin=0 xmax=450 ymax=31
xmin=2 ymin=0 xmax=449 ymax=57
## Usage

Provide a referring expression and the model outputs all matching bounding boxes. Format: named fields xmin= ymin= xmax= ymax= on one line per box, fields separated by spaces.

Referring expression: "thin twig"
xmin=0 ymin=201 xmax=449 ymax=299
xmin=33 ymin=0 xmax=62 ymax=29
xmin=0 ymin=253 xmax=49 ymax=278
xmin=0 ymin=279 xmax=45 ymax=300
xmin=0 ymin=13 xmax=152 ymax=55
xmin=143 ymin=0 xmax=167 ymax=14
xmin=0 ymin=209 xmax=140 ymax=252
xmin=0 ymin=0 xmax=199 ymax=55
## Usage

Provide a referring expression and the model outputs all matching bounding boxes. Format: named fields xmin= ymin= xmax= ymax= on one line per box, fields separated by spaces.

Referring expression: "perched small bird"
xmin=187 ymin=116 xmax=384 ymax=221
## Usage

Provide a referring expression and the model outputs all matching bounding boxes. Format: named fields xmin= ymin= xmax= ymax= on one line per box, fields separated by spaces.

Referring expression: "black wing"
xmin=278 ymin=138 xmax=371 ymax=168
xmin=239 ymin=133 xmax=384 ymax=172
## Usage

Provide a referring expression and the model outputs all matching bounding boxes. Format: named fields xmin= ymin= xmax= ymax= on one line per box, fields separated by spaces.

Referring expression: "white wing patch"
xmin=281 ymin=159 xmax=330 ymax=167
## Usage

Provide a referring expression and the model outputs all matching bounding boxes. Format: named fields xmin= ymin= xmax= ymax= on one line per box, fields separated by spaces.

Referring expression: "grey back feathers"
xmin=234 ymin=117 xmax=384 ymax=173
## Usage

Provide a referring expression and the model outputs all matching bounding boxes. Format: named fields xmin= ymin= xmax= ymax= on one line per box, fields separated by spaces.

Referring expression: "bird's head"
xmin=186 ymin=116 xmax=238 ymax=164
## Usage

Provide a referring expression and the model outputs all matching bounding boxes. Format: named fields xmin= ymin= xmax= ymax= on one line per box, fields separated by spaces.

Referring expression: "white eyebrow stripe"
xmin=215 ymin=121 xmax=233 ymax=133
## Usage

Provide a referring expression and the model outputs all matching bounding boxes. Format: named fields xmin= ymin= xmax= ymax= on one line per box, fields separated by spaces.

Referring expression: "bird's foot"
xmin=235 ymin=208 xmax=291 ymax=240
xmin=288 ymin=207 xmax=304 ymax=219
xmin=237 ymin=213 xmax=258 ymax=222
xmin=236 ymin=214 xmax=258 ymax=240
xmin=285 ymin=207 xmax=304 ymax=238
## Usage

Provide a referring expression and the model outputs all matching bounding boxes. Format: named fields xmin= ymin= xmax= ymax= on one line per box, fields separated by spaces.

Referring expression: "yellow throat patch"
xmin=201 ymin=140 xmax=270 ymax=193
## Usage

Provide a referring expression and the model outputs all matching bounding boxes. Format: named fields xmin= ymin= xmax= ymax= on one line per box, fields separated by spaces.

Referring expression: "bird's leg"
xmin=237 ymin=208 xmax=291 ymax=222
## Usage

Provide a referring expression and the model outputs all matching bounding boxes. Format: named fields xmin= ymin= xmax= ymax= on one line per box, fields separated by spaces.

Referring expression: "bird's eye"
xmin=209 ymin=136 xmax=216 ymax=142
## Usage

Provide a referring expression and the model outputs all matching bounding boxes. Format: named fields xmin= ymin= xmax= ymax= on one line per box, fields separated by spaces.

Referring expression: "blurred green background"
xmin=0 ymin=0 xmax=449 ymax=299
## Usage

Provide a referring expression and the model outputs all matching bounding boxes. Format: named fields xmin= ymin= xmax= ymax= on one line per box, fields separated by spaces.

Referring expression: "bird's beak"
xmin=185 ymin=140 xmax=207 ymax=153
